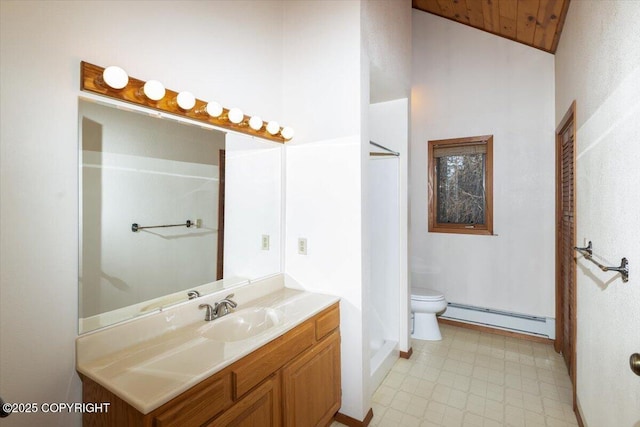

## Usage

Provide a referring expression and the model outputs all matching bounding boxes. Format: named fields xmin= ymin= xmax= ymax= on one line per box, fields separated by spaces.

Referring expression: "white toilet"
xmin=411 ymin=287 xmax=447 ymax=341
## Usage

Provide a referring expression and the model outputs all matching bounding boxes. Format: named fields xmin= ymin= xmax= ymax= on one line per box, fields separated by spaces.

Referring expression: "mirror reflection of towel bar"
xmin=369 ymin=141 xmax=400 ymax=157
xmin=131 ymin=219 xmax=201 ymax=232
xmin=573 ymin=241 xmax=629 ymax=283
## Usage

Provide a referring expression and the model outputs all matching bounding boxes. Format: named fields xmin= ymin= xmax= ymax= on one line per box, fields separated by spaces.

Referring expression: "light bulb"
xmin=266 ymin=121 xmax=280 ymax=135
xmin=176 ymin=91 xmax=196 ymax=110
xmin=228 ymin=108 xmax=244 ymax=124
xmin=249 ymin=116 xmax=263 ymax=131
xmin=281 ymin=127 xmax=295 ymax=140
xmin=143 ymin=80 xmax=165 ymax=101
xmin=102 ymin=66 xmax=128 ymax=89
xmin=205 ymin=102 xmax=223 ymax=117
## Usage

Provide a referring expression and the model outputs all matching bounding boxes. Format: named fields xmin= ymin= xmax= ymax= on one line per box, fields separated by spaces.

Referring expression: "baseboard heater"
xmin=440 ymin=302 xmax=556 ymax=339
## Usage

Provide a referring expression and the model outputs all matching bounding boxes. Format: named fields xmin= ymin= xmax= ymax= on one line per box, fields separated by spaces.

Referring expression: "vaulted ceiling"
xmin=412 ymin=0 xmax=571 ymax=53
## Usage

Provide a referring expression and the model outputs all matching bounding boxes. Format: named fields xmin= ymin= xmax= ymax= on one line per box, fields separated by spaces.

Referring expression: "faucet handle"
xmin=213 ymin=294 xmax=237 ymax=317
xmin=199 ymin=303 xmax=215 ymax=321
xmin=223 ymin=294 xmax=237 ymax=308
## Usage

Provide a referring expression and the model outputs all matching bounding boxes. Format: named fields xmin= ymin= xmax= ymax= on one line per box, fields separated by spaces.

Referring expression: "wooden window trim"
xmin=428 ymin=135 xmax=493 ymax=236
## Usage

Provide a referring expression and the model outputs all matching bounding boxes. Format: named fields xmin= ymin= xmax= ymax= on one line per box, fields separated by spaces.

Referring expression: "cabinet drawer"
xmin=154 ymin=373 xmax=232 ymax=427
xmin=315 ymin=303 xmax=339 ymax=340
xmin=232 ymin=322 xmax=315 ymax=399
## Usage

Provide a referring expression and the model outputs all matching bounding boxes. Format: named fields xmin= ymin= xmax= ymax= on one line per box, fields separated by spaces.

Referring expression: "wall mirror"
xmin=79 ymin=98 xmax=283 ymax=333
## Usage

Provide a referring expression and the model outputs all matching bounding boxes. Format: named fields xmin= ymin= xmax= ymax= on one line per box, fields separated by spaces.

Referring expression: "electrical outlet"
xmin=262 ymin=235 xmax=270 ymax=250
xmin=298 ymin=238 xmax=307 ymax=255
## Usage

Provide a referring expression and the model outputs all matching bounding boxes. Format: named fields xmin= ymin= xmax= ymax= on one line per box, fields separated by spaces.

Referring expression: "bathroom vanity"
xmin=76 ymin=282 xmax=341 ymax=427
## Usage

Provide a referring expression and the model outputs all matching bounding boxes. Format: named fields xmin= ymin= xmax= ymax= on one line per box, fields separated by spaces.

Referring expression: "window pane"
xmin=436 ymin=153 xmax=485 ymax=225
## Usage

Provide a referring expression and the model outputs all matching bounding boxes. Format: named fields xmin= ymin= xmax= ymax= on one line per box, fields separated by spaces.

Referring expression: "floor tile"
xmin=336 ymin=323 xmax=580 ymax=427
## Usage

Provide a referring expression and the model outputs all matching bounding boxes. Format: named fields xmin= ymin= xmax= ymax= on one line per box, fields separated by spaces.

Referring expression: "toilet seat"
xmin=411 ymin=287 xmax=445 ymax=302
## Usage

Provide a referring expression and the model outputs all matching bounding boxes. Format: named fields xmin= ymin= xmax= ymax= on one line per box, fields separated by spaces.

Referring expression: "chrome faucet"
xmin=199 ymin=294 xmax=237 ymax=321
xmin=199 ymin=303 xmax=216 ymax=321
xmin=214 ymin=294 xmax=238 ymax=317
xmin=187 ymin=290 xmax=200 ymax=299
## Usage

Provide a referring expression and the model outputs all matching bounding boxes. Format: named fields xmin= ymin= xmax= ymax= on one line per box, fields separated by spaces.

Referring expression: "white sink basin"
xmin=198 ymin=307 xmax=284 ymax=342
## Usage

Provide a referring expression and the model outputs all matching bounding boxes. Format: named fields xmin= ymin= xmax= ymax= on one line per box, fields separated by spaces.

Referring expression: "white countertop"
xmin=76 ymin=279 xmax=339 ymax=414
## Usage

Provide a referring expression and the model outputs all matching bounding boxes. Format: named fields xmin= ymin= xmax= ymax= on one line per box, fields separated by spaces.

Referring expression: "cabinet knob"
xmin=631 ymin=353 xmax=640 ymax=376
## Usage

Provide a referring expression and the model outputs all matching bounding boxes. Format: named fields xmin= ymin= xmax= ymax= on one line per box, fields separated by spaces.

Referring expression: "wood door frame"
xmin=555 ymin=100 xmax=577 ymax=407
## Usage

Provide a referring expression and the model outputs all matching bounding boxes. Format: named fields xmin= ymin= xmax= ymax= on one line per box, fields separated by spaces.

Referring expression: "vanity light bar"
xmin=80 ymin=61 xmax=294 ymax=143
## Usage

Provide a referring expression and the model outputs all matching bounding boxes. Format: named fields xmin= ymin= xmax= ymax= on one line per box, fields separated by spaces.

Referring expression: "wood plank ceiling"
xmin=413 ymin=0 xmax=571 ymax=53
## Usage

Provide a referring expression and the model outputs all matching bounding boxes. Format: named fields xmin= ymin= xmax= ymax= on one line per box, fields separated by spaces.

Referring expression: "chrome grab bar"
xmin=573 ymin=241 xmax=629 ymax=283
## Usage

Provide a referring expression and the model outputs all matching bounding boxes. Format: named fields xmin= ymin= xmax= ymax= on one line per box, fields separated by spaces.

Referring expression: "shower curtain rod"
xmin=369 ymin=141 xmax=399 ymax=157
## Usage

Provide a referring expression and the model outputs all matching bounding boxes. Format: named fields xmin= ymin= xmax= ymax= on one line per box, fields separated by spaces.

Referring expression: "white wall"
xmin=555 ymin=1 xmax=640 ymax=425
xmin=281 ymin=1 xmax=368 ymax=419
xmin=411 ymin=11 xmax=556 ymax=318
xmin=0 ymin=2 xmax=283 ymax=426
xmin=361 ymin=0 xmax=412 ymax=104
xmin=281 ymin=1 xmax=362 ymax=143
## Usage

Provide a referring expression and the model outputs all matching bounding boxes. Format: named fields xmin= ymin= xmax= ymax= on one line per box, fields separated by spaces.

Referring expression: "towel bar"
xmin=131 ymin=219 xmax=201 ymax=232
xmin=573 ymin=241 xmax=629 ymax=283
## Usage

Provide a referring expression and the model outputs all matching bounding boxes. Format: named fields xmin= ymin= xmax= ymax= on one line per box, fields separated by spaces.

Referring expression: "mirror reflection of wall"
xmin=80 ymin=99 xmax=224 ymax=327
xmin=224 ymin=133 xmax=283 ymax=279
xmin=78 ymin=99 xmax=283 ymax=334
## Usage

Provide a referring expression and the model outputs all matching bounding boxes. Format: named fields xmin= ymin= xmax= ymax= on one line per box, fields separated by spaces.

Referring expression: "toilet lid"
xmin=411 ymin=287 xmax=445 ymax=302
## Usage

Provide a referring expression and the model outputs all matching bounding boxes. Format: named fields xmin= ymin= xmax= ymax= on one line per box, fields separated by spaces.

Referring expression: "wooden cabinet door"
xmin=205 ymin=374 xmax=281 ymax=427
xmin=282 ymin=331 xmax=341 ymax=427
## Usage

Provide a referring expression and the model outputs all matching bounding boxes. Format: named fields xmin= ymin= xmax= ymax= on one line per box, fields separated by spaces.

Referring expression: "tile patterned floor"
xmin=334 ymin=324 xmax=578 ymax=427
